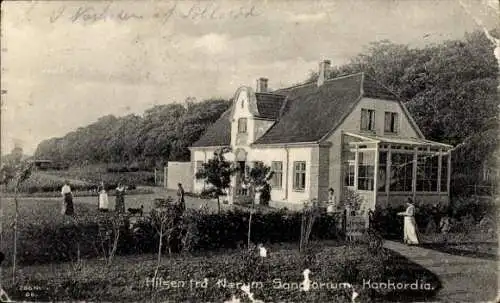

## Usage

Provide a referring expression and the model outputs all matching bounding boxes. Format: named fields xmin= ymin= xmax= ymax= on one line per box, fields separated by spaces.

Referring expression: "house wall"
xmin=191 ymin=149 xmax=217 ymax=193
xmin=167 ymin=162 xmax=193 ymax=192
xmin=323 ymin=97 xmax=424 ymax=208
xmin=249 ymin=146 xmax=313 ymax=209
xmin=310 ymin=146 xmax=330 ymax=203
xmin=231 ymin=89 xmax=255 ymax=147
xmin=353 ymin=98 xmax=421 ymax=138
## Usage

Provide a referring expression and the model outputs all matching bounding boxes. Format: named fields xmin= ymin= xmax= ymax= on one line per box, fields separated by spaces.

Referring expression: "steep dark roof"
xmin=255 ymin=93 xmax=287 ymax=119
xmin=192 ymin=72 xmax=406 ymax=147
xmin=191 ymin=109 xmax=231 ymax=147
xmin=253 ymin=73 xmax=363 ymax=144
xmin=362 ymin=74 xmax=401 ymax=101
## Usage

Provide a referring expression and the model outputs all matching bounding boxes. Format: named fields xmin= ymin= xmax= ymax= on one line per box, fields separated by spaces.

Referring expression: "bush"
xmin=16 ymin=209 xmax=341 ymax=265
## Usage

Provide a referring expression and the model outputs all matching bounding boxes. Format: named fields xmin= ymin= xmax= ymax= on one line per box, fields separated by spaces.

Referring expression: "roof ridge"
xmin=272 ymin=80 xmax=315 ymax=93
xmin=323 ymin=72 xmax=364 ymax=84
xmin=255 ymin=92 xmax=287 ymax=97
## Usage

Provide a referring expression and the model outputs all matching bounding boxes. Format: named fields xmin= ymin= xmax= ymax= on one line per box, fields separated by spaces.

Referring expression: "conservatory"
xmin=342 ymin=132 xmax=454 ymax=212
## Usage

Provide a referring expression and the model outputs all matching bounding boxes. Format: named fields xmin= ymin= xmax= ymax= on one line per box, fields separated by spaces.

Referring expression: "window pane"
xmin=416 ymin=154 xmax=438 ymax=192
xmin=384 ymin=112 xmax=391 ymax=132
xmin=238 ymin=118 xmax=247 ymax=133
xmin=390 ymin=153 xmax=413 ymax=192
xmin=361 ymin=109 xmax=368 ymax=130
xmin=369 ymin=110 xmax=375 ymax=130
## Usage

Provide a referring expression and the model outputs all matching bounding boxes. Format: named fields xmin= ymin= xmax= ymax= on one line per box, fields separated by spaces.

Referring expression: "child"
xmin=98 ymin=182 xmax=109 ymax=212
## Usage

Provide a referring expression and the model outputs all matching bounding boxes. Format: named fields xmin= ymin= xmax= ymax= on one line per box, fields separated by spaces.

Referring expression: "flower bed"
xmin=4 ymin=241 xmax=441 ymax=302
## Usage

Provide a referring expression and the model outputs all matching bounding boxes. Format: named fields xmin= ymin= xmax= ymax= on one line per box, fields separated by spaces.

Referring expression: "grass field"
xmin=0 ymin=188 xmax=226 ymax=264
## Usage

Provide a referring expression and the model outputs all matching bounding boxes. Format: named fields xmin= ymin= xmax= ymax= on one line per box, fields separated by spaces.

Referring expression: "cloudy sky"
xmin=1 ymin=0 xmax=498 ymax=155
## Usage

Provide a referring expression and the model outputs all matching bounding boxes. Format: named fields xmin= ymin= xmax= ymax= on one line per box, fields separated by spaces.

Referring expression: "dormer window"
xmin=384 ymin=112 xmax=398 ymax=133
xmin=360 ymin=109 xmax=375 ymax=131
xmin=238 ymin=118 xmax=247 ymax=133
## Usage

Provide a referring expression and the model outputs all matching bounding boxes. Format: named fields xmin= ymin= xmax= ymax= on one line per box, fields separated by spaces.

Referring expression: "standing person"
xmin=98 ymin=182 xmax=109 ymax=212
xmin=177 ymin=183 xmax=186 ymax=212
xmin=61 ymin=181 xmax=74 ymax=216
xmin=397 ymin=198 xmax=420 ymax=245
xmin=326 ymin=188 xmax=336 ymax=214
xmin=115 ymin=183 xmax=126 ymax=213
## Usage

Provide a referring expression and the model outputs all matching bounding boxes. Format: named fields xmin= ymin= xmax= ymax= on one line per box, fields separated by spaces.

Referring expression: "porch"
xmin=342 ymin=132 xmax=453 ymax=213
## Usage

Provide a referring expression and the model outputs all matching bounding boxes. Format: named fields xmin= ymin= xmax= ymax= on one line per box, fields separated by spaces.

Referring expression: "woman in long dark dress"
xmin=61 ymin=181 xmax=74 ymax=216
xmin=115 ymin=183 xmax=126 ymax=213
xmin=177 ymin=183 xmax=186 ymax=212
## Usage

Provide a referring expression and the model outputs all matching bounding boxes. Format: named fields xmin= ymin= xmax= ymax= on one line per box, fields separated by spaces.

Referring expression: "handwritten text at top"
xmin=49 ymin=2 xmax=261 ymax=24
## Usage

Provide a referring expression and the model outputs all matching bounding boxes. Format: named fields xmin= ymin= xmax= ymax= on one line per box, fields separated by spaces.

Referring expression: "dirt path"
xmin=384 ymin=240 xmax=498 ymax=302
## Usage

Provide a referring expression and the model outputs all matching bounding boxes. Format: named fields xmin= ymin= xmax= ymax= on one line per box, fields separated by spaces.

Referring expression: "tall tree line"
xmin=307 ymin=30 xmax=498 ymax=183
xmin=35 ymin=30 xmax=498 ymax=176
xmin=34 ymin=99 xmax=231 ymax=167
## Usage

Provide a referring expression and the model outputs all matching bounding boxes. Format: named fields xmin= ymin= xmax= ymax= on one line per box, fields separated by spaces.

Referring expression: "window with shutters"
xmin=361 ymin=109 xmax=376 ymax=131
xmin=384 ymin=112 xmax=398 ymax=133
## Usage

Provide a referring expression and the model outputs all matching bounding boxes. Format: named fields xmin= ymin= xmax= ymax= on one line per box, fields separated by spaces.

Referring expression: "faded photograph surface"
xmin=0 ymin=0 xmax=499 ymax=302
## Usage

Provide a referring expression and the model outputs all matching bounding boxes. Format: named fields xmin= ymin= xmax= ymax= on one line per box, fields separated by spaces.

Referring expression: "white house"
xmin=189 ymin=60 xmax=453 ymax=211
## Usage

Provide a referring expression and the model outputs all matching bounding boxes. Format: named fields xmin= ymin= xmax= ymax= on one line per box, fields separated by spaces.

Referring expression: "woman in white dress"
xmin=397 ymin=198 xmax=420 ymax=245
xmin=98 ymin=182 xmax=109 ymax=212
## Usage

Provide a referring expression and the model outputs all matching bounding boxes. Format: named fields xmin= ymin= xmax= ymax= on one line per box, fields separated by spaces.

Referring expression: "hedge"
xmin=369 ymin=196 xmax=497 ymax=239
xmin=14 ymin=209 xmax=341 ymax=266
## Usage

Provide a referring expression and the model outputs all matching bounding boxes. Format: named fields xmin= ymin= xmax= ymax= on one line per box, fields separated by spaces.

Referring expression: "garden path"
xmin=384 ymin=240 xmax=498 ymax=302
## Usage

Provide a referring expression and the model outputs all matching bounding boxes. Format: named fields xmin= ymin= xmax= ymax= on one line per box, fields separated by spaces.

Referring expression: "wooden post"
xmin=437 ymin=150 xmax=442 ymax=193
xmin=154 ymin=168 xmax=157 ymax=186
xmin=447 ymin=152 xmax=451 ymax=195
xmin=354 ymin=146 xmax=359 ymax=190
xmin=386 ymin=144 xmax=391 ymax=205
xmin=412 ymin=147 xmax=418 ymax=201
xmin=164 ymin=166 xmax=167 ymax=188
xmin=373 ymin=144 xmax=379 ymax=213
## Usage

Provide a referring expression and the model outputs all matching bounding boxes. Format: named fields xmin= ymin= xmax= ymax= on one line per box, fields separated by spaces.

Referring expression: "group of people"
xmin=60 ymin=181 xmax=186 ymax=216
xmin=59 ymin=181 xmax=128 ymax=216
xmin=97 ymin=182 xmax=127 ymax=213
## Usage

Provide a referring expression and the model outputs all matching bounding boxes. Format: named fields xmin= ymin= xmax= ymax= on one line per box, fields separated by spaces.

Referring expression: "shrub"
xmin=15 ymin=209 xmax=341 ymax=266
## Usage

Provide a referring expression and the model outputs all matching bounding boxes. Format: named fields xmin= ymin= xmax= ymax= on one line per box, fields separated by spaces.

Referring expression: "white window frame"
xmin=293 ymin=161 xmax=306 ymax=191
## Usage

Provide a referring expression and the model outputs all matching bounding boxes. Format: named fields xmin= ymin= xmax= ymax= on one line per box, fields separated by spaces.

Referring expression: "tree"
xmin=150 ymin=198 xmax=179 ymax=283
xmin=195 ymin=148 xmax=236 ymax=213
xmin=0 ymin=161 xmax=33 ymax=283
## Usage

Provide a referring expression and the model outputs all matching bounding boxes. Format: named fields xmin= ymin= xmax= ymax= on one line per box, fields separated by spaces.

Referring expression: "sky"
xmin=1 ymin=0 xmax=498 ymax=155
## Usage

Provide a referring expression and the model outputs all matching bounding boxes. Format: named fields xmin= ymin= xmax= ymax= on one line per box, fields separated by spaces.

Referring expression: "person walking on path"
xmin=115 ymin=183 xmax=126 ymax=213
xmin=98 ymin=182 xmax=109 ymax=212
xmin=177 ymin=183 xmax=186 ymax=212
xmin=397 ymin=198 xmax=420 ymax=245
xmin=61 ymin=181 xmax=74 ymax=216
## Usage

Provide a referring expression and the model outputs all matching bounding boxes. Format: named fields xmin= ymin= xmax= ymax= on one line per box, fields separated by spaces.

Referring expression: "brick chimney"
xmin=317 ymin=60 xmax=331 ymax=87
xmin=256 ymin=77 xmax=268 ymax=93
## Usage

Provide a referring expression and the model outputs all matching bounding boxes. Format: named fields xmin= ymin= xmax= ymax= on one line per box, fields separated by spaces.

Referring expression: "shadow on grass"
xmin=420 ymin=242 xmax=497 ymax=260
xmin=380 ymin=248 xmax=443 ymax=302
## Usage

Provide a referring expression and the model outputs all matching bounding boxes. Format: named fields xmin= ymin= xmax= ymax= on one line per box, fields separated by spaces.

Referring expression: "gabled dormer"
xmin=230 ymin=78 xmax=286 ymax=148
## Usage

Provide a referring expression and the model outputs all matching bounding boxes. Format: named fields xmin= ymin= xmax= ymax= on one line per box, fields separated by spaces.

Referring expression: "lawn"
xmin=420 ymin=231 xmax=498 ymax=260
xmin=0 ymin=189 xmax=226 ymax=266
xmin=1 ymin=241 xmax=442 ymax=302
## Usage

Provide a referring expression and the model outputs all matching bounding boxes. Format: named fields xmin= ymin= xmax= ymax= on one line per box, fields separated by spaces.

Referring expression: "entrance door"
xmin=236 ymin=161 xmax=248 ymax=196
